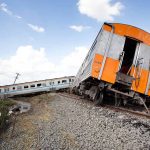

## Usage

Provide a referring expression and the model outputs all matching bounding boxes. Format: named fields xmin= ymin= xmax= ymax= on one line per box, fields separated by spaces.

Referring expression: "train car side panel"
xmin=148 ymin=91 xmax=150 ymax=96
xmin=132 ymin=69 xmax=149 ymax=94
xmin=91 ymin=54 xmax=103 ymax=78
xmin=147 ymin=74 xmax=150 ymax=96
xmin=100 ymin=31 xmax=125 ymax=83
xmin=92 ymin=28 xmax=125 ymax=83
xmin=73 ymin=28 xmax=110 ymax=87
xmin=101 ymin=58 xmax=120 ymax=83
xmin=131 ymin=43 xmax=150 ymax=94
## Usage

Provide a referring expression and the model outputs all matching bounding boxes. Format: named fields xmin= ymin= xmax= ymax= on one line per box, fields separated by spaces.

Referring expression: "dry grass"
xmin=2 ymin=93 xmax=56 ymax=149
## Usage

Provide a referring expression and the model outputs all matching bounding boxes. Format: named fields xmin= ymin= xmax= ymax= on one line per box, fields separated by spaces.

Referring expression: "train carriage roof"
xmin=0 ymin=76 xmax=75 ymax=87
xmin=103 ymin=23 xmax=150 ymax=46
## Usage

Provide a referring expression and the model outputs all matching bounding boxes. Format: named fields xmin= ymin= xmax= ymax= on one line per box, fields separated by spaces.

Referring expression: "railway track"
xmin=58 ymin=92 xmax=150 ymax=119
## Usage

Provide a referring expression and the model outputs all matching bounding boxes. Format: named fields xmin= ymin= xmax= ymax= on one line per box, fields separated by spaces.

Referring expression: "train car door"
xmin=115 ymin=37 xmax=139 ymax=87
xmin=120 ymin=37 xmax=138 ymax=74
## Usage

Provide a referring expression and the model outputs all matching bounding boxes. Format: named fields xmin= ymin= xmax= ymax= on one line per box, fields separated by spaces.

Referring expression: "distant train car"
xmin=73 ymin=23 xmax=150 ymax=108
xmin=0 ymin=76 xmax=75 ymax=98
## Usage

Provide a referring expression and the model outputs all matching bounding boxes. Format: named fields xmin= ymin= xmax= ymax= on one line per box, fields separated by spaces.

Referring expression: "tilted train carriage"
xmin=0 ymin=76 xmax=75 ymax=98
xmin=73 ymin=23 xmax=150 ymax=109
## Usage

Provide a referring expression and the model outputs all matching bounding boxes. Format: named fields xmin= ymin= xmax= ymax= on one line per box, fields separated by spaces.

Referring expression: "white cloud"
xmin=0 ymin=46 xmax=55 ymax=84
xmin=77 ymin=0 xmax=124 ymax=22
xmin=28 ymin=24 xmax=45 ymax=33
xmin=0 ymin=3 xmax=12 ymax=16
xmin=59 ymin=46 xmax=88 ymax=76
xmin=0 ymin=3 xmax=44 ymax=33
xmin=62 ymin=47 xmax=88 ymax=68
xmin=70 ymin=25 xmax=91 ymax=32
xmin=0 ymin=3 xmax=22 ymax=19
xmin=0 ymin=45 xmax=88 ymax=85
xmin=15 ymin=15 xmax=22 ymax=19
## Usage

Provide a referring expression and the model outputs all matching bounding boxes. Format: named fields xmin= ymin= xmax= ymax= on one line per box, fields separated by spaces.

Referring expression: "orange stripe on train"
xmin=91 ymin=54 xmax=120 ymax=84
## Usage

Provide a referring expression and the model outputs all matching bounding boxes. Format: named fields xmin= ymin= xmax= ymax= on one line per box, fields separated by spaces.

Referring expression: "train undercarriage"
xmin=73 ymin=76 xmax=150 ymax=113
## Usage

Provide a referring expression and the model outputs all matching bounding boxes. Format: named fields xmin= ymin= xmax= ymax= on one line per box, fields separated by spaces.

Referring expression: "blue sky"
xmin=0 ymin=0 xmax=150 ymax=85
xmin=0 ymin=0 xmax=97 ymax=61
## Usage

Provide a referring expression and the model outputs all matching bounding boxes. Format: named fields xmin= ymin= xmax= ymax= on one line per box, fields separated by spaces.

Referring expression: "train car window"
xmin=37 ymin=83 xmax=42 ymax=87
xmin=50 ymin=82 xmax=54 ymax=85
xmin=69 ymin=79 xmax=71 ymax=82
xmin=62 ymin=80 xmax=67 ymax=83
xmin=72 ymin=79 xmax=74 ymax=82
xmin=30 ymin=84 xmax=35 ymax=88
xmin=24 ymin=85 xmax=29 ymax=89
xmin=17 ymin=86 xmax=22 ymax=90
xmin=12 ymin=87 xmax=16 ymax=90
xmin=42 ymin=83 xmax=46 ymax=87
xmin=58 ymin=81 xmax=60 ymax=84
xmin=4 ymin=88 xmax=9 ymax=92
xmin=0 ymin=89 xmax=1 ymax=93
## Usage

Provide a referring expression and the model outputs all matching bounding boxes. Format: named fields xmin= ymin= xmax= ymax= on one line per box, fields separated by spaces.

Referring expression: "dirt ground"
xmin=0 ymin=93 xmax=55 ymax=149
xmin=0 ymin=92 xmax=150 ymax=150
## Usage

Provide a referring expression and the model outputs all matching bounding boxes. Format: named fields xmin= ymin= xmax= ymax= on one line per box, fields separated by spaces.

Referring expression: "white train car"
xmin=0 ymin=76 xmax=75 ymax=98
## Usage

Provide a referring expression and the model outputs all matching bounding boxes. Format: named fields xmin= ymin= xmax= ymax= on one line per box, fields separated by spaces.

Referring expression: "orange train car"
xmin=73 ymin=23 xmax=150 ymax=108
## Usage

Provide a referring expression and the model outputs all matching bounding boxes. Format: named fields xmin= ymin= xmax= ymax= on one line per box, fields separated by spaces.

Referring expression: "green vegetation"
xmin=0 ymin=100 xmax=15 ymax=130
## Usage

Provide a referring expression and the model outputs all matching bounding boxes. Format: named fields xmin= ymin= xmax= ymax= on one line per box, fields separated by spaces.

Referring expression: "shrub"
xmin=0 ymin=100 xmax=15 ymax=130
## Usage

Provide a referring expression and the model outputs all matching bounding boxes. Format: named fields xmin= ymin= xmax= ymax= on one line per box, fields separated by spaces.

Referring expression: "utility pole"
xmin=13 ymin=73 xmax=20 ymax=85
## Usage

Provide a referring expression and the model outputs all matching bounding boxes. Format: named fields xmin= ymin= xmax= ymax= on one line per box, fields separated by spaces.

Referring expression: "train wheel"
xmin=94 ymin=91 xmax=104 ymax=106
xmin=115 ymin=93 xmax=121 ymax=107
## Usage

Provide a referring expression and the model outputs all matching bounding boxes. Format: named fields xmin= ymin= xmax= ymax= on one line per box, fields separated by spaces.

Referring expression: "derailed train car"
xmin=73 ymin=23 xmax=150 ymax=109
xmin=0 ymin=76 xmax=75 ymax=98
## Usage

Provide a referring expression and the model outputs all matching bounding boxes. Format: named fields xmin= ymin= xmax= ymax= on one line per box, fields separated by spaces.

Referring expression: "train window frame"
xmin=24 ymin=85 xmax=29 ymax=89
xmin=30 ymin=84 xmax=35 ymax=88
xmin=4 ymin=88 xmax=9 ymax=92
xmin=42 ymin=83 xmax=46 ymax=87
xmin=120 ymin=37 xmax=138 ymax=74
xmin=37 ymin=83 xmax=42 ymax=87
xmin=62 ymin=80 xmax=67 ymax=83
xmin=17 ymin=86 xmax=22 ymax=90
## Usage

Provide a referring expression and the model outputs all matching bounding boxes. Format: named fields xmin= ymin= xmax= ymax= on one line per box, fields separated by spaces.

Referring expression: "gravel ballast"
xmin=1 ymin=93 xmax=150 ymax=150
